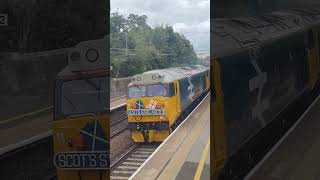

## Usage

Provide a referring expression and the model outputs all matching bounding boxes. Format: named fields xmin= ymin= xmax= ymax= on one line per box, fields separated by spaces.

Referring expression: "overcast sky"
xmin=111 ymin=0 xmax=210 ymax=56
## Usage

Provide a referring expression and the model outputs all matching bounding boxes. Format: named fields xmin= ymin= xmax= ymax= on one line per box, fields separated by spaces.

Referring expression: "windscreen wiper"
xmin=85 ymin=78 xmax=100 ymax=91
xmin=63 ymin=95 xmax=78 ymax=112
xmin=158 ymin=82 xmax=167 ymax=89
xmin=132 ymin=83 xmax=142 ymax=90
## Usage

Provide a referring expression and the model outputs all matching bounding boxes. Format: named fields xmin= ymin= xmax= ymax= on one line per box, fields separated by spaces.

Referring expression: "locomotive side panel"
xmin=211 ymin=8 xmax=320 ymax=179
xmin=178 ymin=78 xmax=192 ymax=111
xmin=178 ymin=72 xmax=208 ymax=112
xmin=220 ymin=32 xmax=308 ymax=155
xmin=219 ymin=51 xmax=254 ymax=155
xmin=191 ymin=73 xmax=207 ymax=99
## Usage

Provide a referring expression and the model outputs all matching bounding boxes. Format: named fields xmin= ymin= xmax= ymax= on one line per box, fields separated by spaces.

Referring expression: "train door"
xmin=174 ymin=81 xmax=181 ymax=115
xmin=306 ymin=29 xmax=320 ymax=90
xmin=314 ymin=27 xmax=320 ymax=81
xmin=210 ymin=59 xmax=227 ymax=179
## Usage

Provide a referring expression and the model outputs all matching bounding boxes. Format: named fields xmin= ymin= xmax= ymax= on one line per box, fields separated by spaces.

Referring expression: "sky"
xmin=111 ymin=0 xmax=210 ymax=56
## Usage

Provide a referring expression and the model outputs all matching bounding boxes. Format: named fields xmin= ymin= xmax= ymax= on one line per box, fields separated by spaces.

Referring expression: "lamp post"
xmin=125 ymin=32 xmax=128 ymax=56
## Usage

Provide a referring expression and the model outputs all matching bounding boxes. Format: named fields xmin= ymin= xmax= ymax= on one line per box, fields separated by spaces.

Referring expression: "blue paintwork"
xmin=178 ymin=72 xmax=208 ymax=112
xmin=219 ymin=32 xmax=308 ymax=154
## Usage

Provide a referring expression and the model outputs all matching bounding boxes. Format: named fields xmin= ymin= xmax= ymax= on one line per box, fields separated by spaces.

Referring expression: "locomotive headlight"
xmin=70 ymin=51 xmax=81 ymax=62
xmin=86 ymin=49 xmax=99 ymax=62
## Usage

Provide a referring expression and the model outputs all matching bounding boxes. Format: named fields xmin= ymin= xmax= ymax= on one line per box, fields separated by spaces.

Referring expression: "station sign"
xmin=127 ymin=109 xmax=166 ymax=116
xmin=54 ymin=151 xmax=109 ymax=170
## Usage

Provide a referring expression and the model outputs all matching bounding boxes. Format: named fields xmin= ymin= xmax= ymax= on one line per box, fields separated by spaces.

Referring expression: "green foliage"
xmin=111 ymin=13 xmax=199 ymax=78
xmin=0 ymin=0 xmax=108 ymax=52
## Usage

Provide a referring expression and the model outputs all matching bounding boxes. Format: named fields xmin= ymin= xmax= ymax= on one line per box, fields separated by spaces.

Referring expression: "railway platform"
xmin=129 ymin=93 xmax=210 ymax=180
xmin=111 ymin=95 xmax=127 ymax=110
xmin=245 ymin=95 xmax=320 ymax=180
xmin=0 ymin=96 xmax=125 ymax=153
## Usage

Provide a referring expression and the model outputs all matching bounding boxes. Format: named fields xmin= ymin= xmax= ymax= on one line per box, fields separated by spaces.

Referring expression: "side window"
xmin=169 ymin=83 xmax=175 ymax=97
xmin=176 ymin=83 xmax=178 ymax=94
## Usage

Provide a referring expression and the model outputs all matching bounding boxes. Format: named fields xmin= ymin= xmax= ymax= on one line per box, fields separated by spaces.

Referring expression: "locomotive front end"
xmin=127 ymin=73 xmax=177 ymax=143
xmin=52 ymin=38 xmax=109 ymax=180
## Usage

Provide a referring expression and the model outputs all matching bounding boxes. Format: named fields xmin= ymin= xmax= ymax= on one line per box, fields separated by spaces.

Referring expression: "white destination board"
xmin=127 ymin=109 xmax=166 ymax=116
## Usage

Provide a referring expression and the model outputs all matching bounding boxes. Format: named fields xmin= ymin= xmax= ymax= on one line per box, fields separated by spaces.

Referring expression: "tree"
xmin=110 ymin=13 xmax=200 ymax=78
xmin=9 ymin=0 xmax=37 ymax=52
xmin=110 ymin=13 xmax=127 ymax=33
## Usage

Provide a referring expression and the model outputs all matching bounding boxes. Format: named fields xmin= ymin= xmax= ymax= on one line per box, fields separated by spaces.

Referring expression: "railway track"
xmin=111 ymin=103 xmax=127 ymax=121
xmin=110 ymin=144 xmax=159 ymax=180
xmin=111 ymin=126 xmax=129 ymax=138
xmin=111 ymin=116 xmax=127 ymax=126
xmin=111 ymin=102 xmax=128 ymax=138
xmin=111 ymin=116 xmax=128 ymax=138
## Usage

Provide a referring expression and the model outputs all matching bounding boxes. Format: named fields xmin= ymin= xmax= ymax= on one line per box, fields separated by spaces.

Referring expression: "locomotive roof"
xmin=57 ymin=66 xmax=109 ymax=80
xmin=212 ymin=8 xmax=320 ymax=57
xmin=128 ymin=65 xmax=209 ymax=86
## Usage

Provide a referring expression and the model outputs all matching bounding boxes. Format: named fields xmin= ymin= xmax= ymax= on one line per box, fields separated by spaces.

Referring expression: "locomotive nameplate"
xmin=127 ymin=109 xmax=166 ymax=115
xmin=54 ymin=151 xmax=109 ymax=170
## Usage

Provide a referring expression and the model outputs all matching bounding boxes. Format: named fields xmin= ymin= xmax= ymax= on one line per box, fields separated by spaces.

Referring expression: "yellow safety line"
xmin=158 ymin=101 xmax=210 ymax=180
xmin=194 ymin=137 xmax=210 ymax=180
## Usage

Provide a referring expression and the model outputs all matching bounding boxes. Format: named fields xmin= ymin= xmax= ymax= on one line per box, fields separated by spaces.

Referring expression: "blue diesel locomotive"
xmin=211 ymin=8 xmax=320 ymax=179
xmin=127 ymin=65 xmax=210 ymax=142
